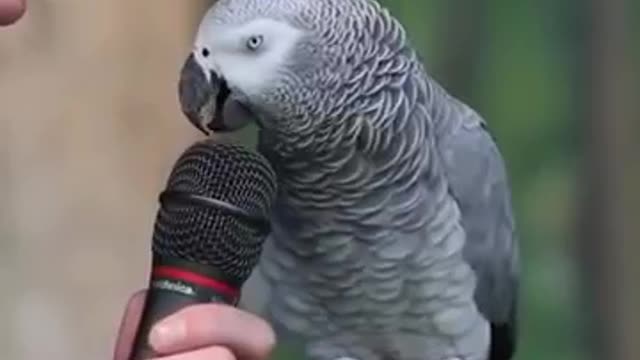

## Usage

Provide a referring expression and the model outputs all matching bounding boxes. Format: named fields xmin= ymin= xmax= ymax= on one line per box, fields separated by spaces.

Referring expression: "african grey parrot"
xmin=177 ymin=0 xmax=519 ymax=359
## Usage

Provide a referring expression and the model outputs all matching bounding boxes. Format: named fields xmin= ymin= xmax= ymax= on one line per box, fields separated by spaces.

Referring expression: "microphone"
xmin=128 ymin=139 xmax=277 ymax=360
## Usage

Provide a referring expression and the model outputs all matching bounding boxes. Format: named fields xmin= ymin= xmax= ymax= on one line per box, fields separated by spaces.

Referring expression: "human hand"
xmin=113 ymin=290 xmax=276 ymax=360
xmin=0 ymin=0 xmax=25 ymax=26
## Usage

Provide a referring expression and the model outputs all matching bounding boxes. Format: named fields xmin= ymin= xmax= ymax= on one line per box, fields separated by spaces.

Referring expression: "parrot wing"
xmin=435 ymin=93 xmax=519 ymax=360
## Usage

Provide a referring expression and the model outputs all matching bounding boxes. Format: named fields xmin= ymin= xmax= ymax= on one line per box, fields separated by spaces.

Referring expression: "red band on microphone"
xmin=152 ymin=266 xmax=240 ymax=300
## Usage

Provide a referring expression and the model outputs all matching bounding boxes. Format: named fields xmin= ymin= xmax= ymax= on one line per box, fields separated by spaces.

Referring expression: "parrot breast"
xmin=256 ymin=67 xmax=491 ymax=360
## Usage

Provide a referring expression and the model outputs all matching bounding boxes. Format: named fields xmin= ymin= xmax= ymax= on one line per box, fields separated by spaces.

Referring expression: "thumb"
xmin=113 ymin=290 xmax=147 ymax=360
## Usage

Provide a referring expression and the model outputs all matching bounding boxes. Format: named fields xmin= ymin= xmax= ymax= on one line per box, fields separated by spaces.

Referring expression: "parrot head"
xmin=178 ymin=0 xmax=386 ymax=144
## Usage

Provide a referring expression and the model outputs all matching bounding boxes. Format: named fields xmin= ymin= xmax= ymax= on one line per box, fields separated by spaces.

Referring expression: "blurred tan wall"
xmin=0 ymin=1 xmax=205 ymax=359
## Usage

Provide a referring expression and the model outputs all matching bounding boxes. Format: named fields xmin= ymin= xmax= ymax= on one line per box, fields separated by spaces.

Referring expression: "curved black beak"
xmin=178 ymin=54 xmax=231 ymax=135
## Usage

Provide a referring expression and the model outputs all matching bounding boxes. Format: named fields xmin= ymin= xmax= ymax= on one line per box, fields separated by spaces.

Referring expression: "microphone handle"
xmin=128 ymin=256 xmax=242 ymax=360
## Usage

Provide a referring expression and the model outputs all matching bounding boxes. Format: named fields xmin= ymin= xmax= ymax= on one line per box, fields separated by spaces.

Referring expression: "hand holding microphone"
xmin=113 ymin=291 xmax=276 ymax=360
xmin=113 ymin=139 xmax=278 ymax=360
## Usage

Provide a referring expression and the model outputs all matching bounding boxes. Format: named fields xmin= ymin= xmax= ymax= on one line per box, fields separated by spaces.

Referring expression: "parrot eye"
xmin=246 ymin=35 xmax=264 ymax=51
xmin=201 ymin=47 xmax=210 ymax=58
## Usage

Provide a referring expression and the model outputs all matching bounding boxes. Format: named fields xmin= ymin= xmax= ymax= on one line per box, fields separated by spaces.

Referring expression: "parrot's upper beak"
xmin=178 ymin=54 xmax=232 ymax=135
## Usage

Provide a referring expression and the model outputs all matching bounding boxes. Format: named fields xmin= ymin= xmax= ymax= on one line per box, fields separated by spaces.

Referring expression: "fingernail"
xmin=149 ymin=318 xmax=186 ymax=350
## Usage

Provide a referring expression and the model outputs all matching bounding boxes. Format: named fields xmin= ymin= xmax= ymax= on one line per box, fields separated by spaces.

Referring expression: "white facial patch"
xmin=194 ymin=18 xmax=306 ymax=96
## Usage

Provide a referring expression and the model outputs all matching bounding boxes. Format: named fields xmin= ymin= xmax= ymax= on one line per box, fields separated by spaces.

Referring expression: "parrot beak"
xmin=178 ymin=54 xmax=232 ymax=135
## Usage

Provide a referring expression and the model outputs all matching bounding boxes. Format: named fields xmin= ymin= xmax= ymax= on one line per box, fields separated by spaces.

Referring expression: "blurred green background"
xmin=382 ymin=1 xmax=585 ymax=359
xmin=371 ymin=1 xmax=636 ymax=360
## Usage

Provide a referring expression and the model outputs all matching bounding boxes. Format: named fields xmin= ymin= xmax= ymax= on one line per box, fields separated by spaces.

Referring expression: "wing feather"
xmin=435 ymin=92 xmax=520 ymax=359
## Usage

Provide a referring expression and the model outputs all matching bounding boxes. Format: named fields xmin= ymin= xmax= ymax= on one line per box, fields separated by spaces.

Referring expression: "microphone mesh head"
xmin=152 ymin=139 xmax=277 ymax=284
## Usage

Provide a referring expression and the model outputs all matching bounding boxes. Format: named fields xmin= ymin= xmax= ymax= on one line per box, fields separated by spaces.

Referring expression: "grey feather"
xmin=195 ymin=1 xmax=519 ymax=359
xmin=430 ymin=81 xmax=519 ymax=358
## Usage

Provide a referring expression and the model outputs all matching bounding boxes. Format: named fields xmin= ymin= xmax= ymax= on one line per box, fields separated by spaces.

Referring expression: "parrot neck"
xmin=260 ymin=69 xmax=457 ymax=222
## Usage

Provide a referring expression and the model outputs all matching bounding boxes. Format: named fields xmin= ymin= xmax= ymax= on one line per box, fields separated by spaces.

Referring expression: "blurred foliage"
xmin=378 ymin=0 xmax=587 ymax=359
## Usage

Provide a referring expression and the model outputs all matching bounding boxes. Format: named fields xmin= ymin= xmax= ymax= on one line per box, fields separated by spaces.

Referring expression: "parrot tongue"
xmin=207 ymin=78 xmax=232 ymax=132
xmin=206 ymin=79 xmax=255 ymax=133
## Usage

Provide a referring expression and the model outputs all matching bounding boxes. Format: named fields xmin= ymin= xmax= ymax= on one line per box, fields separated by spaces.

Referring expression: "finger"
xmin=149 ymin=304 xmax=275 ymax=360
xmin=113 ymin=290 xmax=147 ymax=360
xmin=153 ymin=346 xmax=235 ymax=360
xmin=0 ymin=0 xmax=26 ymax=26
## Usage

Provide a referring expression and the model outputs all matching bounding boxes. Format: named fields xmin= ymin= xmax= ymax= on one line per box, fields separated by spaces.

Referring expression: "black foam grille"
xmin=152 ymin=139 xmax=277 ymax=284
